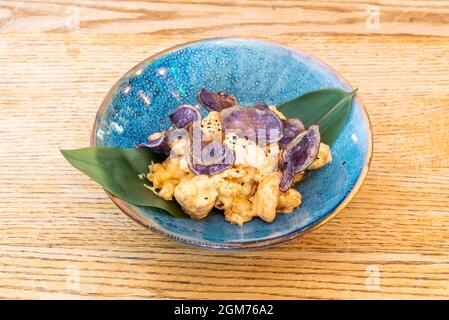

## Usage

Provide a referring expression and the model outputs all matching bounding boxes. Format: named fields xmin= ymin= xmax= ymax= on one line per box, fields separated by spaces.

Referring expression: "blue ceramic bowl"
xmin=91 ymin=38 xmax=372 ymax=249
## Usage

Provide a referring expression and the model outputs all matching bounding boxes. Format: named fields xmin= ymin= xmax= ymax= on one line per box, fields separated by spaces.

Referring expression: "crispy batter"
xmin=174 ymin=175 xmax=218 ymax=219
xmin=293 ymin=171 xmax=305 ymax=184
xmin=308 ymin=143 xmax=332 ymax=170
xmin=277 ymin=188 xmax=302 ymax=213
xmin=146 ymin=158 xmax=190 ymax=201
xmin=252 ymin=172 xmax=281 ymax=223
xmin=224 ymin=197 xmax=255 ymax=226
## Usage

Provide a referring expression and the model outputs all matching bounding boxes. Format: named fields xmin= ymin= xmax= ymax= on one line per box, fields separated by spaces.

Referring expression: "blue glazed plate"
xmin=91 ymin=38 xmax=372 ymax=249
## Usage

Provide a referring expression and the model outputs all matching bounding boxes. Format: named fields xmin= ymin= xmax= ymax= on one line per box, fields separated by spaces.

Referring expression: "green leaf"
xmin=278 ymin=88 xmax=357 ymax=145
xmin=60 ymin=147 xmax=187 ymax=218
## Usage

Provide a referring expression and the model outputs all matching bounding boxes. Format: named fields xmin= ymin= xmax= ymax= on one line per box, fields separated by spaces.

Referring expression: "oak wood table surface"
xmin=0 ymin=0 xmax=448 ymax=299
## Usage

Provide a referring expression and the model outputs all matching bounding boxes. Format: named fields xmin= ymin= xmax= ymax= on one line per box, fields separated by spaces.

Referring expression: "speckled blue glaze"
xmin=93 ymin=38 xmax=371 ymax=249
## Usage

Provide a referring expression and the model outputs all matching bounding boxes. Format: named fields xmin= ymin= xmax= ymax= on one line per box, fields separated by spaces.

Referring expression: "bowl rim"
xmin=90 ymin=37 xmax=373 ymax=250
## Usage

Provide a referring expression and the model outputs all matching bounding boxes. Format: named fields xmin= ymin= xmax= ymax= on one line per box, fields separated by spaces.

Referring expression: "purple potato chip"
xmin=279 ymin=125 xmax=321 ymax=191
xmin=169 ymin=104 xmax=201 ymax=128
xmin=197 ymin=88 xmax=236 ymax=112
xmin=220 ymin=106 xmax=283 ymax=146
xmin=279 ymin=118 xmax=306 ymax=148
xmin=165 ymin=127 xmax=189 ymax=142
xmin=136 ymin=132 xmax=171 ymax=156
xmin=188 ymin=163 xmax=233 ymax=175
xmin=190 ymin=140 xmax=229 ymax=165
xmin=252 ymin=102 xmax=270 ymax=111
xmin=186 ymin=138 xmax=235 ymax=175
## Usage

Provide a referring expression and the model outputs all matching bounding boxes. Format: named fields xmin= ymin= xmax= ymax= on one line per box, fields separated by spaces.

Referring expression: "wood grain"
xmin=0 ymin=0 xmax=449 ymax=299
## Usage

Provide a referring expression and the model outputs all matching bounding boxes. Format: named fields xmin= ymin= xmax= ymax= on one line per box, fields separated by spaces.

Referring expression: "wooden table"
xmin=1 ymin=0 xmax=448 ymax=299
